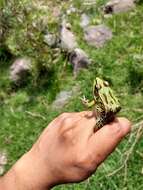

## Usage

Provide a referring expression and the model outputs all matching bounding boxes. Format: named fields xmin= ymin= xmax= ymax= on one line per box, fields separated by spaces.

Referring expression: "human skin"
xmin=0 ymin=111 xmax=131 ymax=190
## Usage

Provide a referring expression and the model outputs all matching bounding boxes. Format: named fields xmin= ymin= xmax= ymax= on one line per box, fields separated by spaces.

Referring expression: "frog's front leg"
xmin=81 ymin=96 xmax=95 ymax=108
xmin=85 ymin=100 xmax=95 ymax=108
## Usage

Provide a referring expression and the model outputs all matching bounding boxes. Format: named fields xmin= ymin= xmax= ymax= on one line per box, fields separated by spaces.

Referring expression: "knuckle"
xmin=76 ymin=170 xmax=91 ymax=181
xmin=76 ymin=154 xmax=96 ymax=173
xmin=94 ymin=153 xmax=103 ymax=166
xmin=64 ymin=129 xmax=73 ymax=138
xmin=63 ymin=117 xmax=72 ymax=126
xmin=60 ymin=112 xmax=69 ymax=120
xmin=60 ymin=128 xmax=74 ymax=142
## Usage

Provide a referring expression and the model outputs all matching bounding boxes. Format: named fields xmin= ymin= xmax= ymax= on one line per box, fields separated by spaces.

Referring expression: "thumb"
xmin=88 ymin=117 xmax=132 ymax=166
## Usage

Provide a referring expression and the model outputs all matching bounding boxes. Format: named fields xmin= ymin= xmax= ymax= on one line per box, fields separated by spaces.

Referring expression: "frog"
xmin=81 ymin=77 xmax=121 ymax=128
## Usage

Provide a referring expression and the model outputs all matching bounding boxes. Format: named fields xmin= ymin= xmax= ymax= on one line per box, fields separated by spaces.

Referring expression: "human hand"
xmin=0 ymin=112 xmax=131 ymax=190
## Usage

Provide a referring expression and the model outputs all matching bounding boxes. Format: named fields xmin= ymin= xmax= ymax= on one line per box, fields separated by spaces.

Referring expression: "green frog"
xmin=82 ymin=77 xmax=121 ymax=128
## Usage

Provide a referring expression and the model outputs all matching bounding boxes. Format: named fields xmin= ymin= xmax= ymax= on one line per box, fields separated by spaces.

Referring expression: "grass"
xmin=0 ymin=0 xmax=143 ymax=189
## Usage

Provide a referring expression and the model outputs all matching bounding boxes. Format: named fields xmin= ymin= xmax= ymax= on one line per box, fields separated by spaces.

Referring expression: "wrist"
xmin=0 ymin=149 xmax=54 ymax=190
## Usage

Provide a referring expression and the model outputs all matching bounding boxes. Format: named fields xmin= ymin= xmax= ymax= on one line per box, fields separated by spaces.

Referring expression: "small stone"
xmin=80 ymin=14 xmax=90 ymax=28
xmin=84 ymin=24 xmax=112 ymax=48
xmin=133 ymin=54 xmax=143 ymax=61
xmin=0 ymin=151 xmax=7 ymax=175
xmin=141 ymin=167 xmax=143 ymax=175
xmin=52 ymin=90 xmax=72 ymax=109
xmin=104 ymin=0 xmax=135 ymax=14
xmin=44 ymin=33 xmax=57 ymax=47
xmin=52 ymin=84 xmax=81 ymax=110
xmin=10 ymin=57 xmax=32 ymax=85
xmin=0 ymin=151 xmax=7 ymax=165
xmin=66 ymin=5 xmax=77 ymax=15
xmin=52 ymin=6 xmax=61 ymax=18
xmin=0 ymin=29 xmax=3 ymax=42
xmin=60 ymin=20 xmax=78 ymax=52
xmin=83 ymin=0 xmax=97 ymax=6
xmin=0 ymin=166 xmax=4 ymax=175
xmin=69 ymin=48 xmax=91 ymax=75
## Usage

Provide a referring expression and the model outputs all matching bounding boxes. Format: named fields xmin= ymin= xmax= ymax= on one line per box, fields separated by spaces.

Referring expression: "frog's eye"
xmin=96 ymin=83 xmax=101 ymax=90
xmin=104 ymin=81 xmax=109 ymax=86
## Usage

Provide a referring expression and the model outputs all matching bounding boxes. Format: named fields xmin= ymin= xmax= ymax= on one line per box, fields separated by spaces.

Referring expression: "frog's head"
xmin=94 ymin=77 xmax=109 ymax=91
xmin=94 ymin=77 xmax=121 ymax=113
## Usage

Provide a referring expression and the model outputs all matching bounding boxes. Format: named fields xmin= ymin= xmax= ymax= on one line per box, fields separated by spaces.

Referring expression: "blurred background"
xmin=0 ymin=0 xmax=143 ymax=189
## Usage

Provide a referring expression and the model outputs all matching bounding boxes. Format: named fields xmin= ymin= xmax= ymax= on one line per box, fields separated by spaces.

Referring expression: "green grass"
xmin=0 ymin=1 xmax=143 ymax=190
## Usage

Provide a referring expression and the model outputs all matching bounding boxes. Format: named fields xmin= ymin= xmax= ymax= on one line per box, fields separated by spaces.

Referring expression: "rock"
xmin=0 ymin=151 xmax=7 ymax=165
xmin=52 ymin=85 xmax=80 ymax=110
xmin=52 ymin=90 xmax=72 ymax=109
xmin=104 ymin=0 xmax=135 ymax=14
xmin=69 ymin=48 xmax=91 ymax=75
xmin=10 ymin=57 xmax=32 ymax=85
xmin=84 ymin=24 xmax=112 ymax=48
xmin=52 ymin=6 xmax=61 ymax=18
xmin=0 ymin=150 xmax=7 ymax=175
xmin=141 ymin=167 xmax=143 ymax=175
xmin=80 ymin=14 xmax=90 ymax=28
xmin=66 ymin=5 xmax=77 ymax=15
xmin=83 ymin=0 xmax=97 ymax=6
xmin=0 ymin=28 xmax=3 ymax=43
xmin=44 ymin=33 xmax=57 ymax=47
xmin=60 ymin=20 xmax=78 ymax=52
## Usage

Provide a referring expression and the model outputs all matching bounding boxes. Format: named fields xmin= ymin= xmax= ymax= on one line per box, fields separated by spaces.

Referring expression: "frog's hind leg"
xmin=95 ymin=117 xmax=104 ymax=129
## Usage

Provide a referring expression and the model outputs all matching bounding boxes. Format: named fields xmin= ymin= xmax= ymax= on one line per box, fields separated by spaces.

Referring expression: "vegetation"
xmin=0 ymin=0 xmax=143 ymax=189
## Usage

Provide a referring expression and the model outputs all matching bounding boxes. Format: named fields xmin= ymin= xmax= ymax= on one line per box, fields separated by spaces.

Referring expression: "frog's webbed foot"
xmin=81 ymin=96 xmax=95 ymax=108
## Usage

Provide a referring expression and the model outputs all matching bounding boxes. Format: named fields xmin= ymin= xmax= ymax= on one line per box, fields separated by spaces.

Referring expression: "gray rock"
xmin=60 ymin=20 xmax=78 ymax=52
xmin=52 ymin=85 xmax=80 ymax=110
xmin=52 ymin=6 xmax=61 ymax=18
xmin=66 ymin=5 xmax=77 ymax=15
xmin=80 ymin=14 xmax=90 ymax=28
xmin=10 ymin=57 xmax=32 ymax=85
xmin=0 ymin=150 xmax=7 ymax=175
xmin=44 ymin=33 xmax=57 ymax=47
xmin=104 ymin=0 xmax=135 ymax=14
xmin=52 ymin=90 xmax=72 ymax=109
xmin=84 ymin=25 xmax=112 ymax=48
xmin=69 ymin=48 xmax=91 ymax=75
xmin=0 ymin=151 xmax=7 ymax=165
xmin=0 ymin=28 xmax=3 ymax=43
xmin=83 ymin=0 xmax=97 ymax=6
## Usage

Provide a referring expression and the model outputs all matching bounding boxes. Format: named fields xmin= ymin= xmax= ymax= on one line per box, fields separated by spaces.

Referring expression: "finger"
xmin=57 ymin=111 xmax=96 ymax=130
xmin=88 ymin=117 xmax=132 ymax=166
xmin=48 ymin=112 xmax=81 ymax=129
xmin=53 ymin=111 xmax=96 ymax=140
xmin=75 ymin=111 xmax=97 ymax=138
xmin=38 ymin=112 xmax=81 ymax=141
xmin=46 ymin=111 xmax=96 ymax=139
